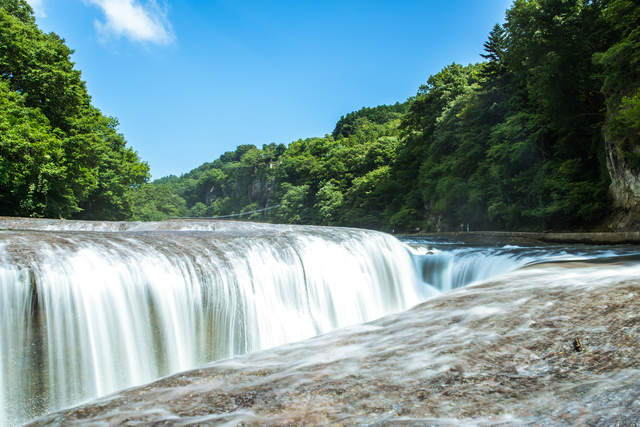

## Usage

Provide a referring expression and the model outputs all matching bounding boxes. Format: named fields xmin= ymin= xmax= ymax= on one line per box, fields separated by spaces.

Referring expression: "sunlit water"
xmin=0 ymin=219 xmax=419 ymax=426
xmin=401 ymin=236 xmax=638 ymax=294
xmin=26 ymin=258 xmax=640 ymax=426
xmin=1 ymin=220 xmax=638 ymax=426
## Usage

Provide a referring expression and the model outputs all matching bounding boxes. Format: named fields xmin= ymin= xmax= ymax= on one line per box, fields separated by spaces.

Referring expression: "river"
xmin=1 ymin=218 xmax=638 ymax=426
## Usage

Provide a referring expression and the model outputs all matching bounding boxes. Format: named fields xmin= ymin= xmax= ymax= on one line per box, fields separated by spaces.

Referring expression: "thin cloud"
xmin=25 ymin=0 xmax=46 ymax=17
xmin=84 ymin=0 xmax=174 ymax=45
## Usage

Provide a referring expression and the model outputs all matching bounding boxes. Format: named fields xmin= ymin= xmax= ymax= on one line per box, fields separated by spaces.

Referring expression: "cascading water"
xmin=4 ymin=219 xmax=638 ymax=427
xmin=0 ymin=264 xmax=34 ymax=427
xmin=401 ymin=237 xmax=637 ymax=294
xmin=0 ymin=219 xmax=419 ymax=427
xmin=26 ymin=257 xmax=640 ymax=426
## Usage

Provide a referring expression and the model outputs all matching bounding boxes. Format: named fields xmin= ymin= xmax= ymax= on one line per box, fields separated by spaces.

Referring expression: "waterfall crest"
xmin=0 ymin=219 xmax=418 ymax=426
xmin=403 ymin=239 xmax=636 ymax=294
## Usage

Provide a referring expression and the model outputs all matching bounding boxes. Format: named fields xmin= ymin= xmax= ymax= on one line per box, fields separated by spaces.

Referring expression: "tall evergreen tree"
xmin=480 ymin=23 xmax=507 ymax=77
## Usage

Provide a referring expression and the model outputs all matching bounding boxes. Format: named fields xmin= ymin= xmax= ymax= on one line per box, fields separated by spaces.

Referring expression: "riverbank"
xmin=398 ymin=231 xmax=640 ymax=245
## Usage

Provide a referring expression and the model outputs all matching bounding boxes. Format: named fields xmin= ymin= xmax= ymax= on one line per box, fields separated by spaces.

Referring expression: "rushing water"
xmin=0 ymin=219 xmax=419 ymax=427
xmin=25 ymin=256 xmax=640 ymax=426
xmin=401 ymin=236 xmax=639 ymax=294
xmin=1 ymin=219 xmax=639 ymax=426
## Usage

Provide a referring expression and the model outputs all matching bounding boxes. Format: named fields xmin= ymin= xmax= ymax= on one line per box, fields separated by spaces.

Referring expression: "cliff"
xmin=602 ymin=117 xmax=640 ymax=231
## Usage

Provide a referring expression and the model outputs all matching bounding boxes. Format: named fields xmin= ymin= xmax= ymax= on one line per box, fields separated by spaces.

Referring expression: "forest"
xmin=1 ymin=0 xmax=639 ymax=232
xmin=0 ymin=0 xmax=149 ymax=220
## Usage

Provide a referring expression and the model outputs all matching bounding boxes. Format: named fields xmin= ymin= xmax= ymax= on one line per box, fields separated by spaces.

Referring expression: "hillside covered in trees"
xmin=3 ymin=0 xmax=640 ymax=232
xmin=132 ymin=0 xmax=640 ymax=232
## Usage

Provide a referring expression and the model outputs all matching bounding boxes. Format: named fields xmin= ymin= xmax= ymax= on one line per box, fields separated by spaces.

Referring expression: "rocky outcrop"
xmin=604 ymin=117 xmax=640 ymax=231
xmin=247 ymin=177 xmax=275 ymax=205
xmin=606 ymin=134 xmax=640 ymax=210
xmin=205 ymin=177 xmax=275 ymax=207
xmin=205 ymin=185 xmax=217 ymax=205
xmin=26 ymin=258 xmax=640 ymax=426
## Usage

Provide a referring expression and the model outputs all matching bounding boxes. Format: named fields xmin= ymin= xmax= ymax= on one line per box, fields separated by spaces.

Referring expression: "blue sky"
xmin=27 ymin=0 xmax=513 ymax=179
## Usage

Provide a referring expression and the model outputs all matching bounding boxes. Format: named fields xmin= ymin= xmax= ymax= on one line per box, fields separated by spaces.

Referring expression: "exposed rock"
xmin=604 ymin=127 xmax=640 ymax=231
xmin=234 ymin=180 xmax=244 ymax=199
xmin=603 ymin=206 xmax=640 ymax=232
xmin=205 ymin=178 xmax=275 ymax=206
xmin=248 ymin=177 xmax=275 ymax=205
xmin=25 ymin=259 xmax=640 ymax=426
xmin=205 ymin=185 xmax=217 ymax=206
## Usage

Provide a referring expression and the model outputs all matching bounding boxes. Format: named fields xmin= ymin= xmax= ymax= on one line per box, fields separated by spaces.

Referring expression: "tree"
xmin=501 ymin=0 xmax=611 ymax=228
xmin=127 ymin=184 xmax=186 ymax=221
xmin=314 ymin=181 xmax=343 ymax=225
xmin=596 ymin=0 xmax=640 ymax=167
xmin=0 ymin=80 xmax=73 ymax=217
xmin=0 ymin=3 xmax=86 ymax=132
xmin=273 ymin=183 xmax=310 ymax=224
xmin=0 ymin=0 xmax=150 ymax=219
xmin=481 ymin=24 xmax=507 ymax=77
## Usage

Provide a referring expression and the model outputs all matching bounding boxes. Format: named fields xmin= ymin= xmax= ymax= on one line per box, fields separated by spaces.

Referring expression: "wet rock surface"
xmin=25 ymin=259 xmax=640 ymax=426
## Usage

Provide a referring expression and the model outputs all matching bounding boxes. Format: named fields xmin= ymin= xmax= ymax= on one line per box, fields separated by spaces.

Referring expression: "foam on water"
xmin=404 ymin=238 xmax=638 ymax=294
xmin=2 ymin=219 xmax=639 ymax=426
xmin=24 ymin=260 xmax=640 ymax=426
xmin=0 ymin=220 xmax=419 ymax=426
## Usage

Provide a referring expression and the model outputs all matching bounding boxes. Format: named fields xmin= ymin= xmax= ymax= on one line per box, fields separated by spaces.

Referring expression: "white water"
xmin=0 ymin=264 xmax=34 ymax=427
xmin=403 ymin=239 xmax=633 ymax=294
xmin=25 ymin=258 xmax=640 ymax=426
xmin=2 ymin=220 xmax=638 ymax=426
xmin=0 ymin=220 xmax=419 ymax=426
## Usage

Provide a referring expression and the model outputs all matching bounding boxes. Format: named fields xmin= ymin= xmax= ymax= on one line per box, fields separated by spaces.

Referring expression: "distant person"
xmin=467 ymin=224 xmax=469 ymax=232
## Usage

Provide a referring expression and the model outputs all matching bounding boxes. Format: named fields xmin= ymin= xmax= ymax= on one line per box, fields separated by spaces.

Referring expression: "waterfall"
xmin=0 ymin=219 xmax=419 ymax=427
xmin=0 ymin=263 xmax=33 ymax=427
xmin=404 ymin=239 xmax=635 ymax=294
xmin=407 ymin=247 xmax=538 ymax=293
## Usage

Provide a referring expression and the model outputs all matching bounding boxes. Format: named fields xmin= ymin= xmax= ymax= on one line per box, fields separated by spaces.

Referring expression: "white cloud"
xmin=25 ymin=0 xmax=46 ymax=17
xmin=84 ymin=0 xmax=174 ymax=45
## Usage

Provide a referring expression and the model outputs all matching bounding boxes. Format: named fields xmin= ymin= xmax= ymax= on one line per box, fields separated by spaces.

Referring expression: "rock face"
xmin=606 ymin=135 xmax=640 ymax=209
xmin=605 ymin=131 xmax=640 ymax=231
xmin=26 ymin=259 xmax=640 ymax=426
xmin=247 ymin=177 xmax=276 ymax=205
xmin=205 ymin=177 xmax=275 ymax=207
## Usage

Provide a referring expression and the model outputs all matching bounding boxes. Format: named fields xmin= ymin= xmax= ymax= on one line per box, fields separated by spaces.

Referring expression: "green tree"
xmin=273 ymin=183 xmax=310 ymax=224
xmin=0 ymin=2 xmax=86 ymax=132
xmin=0 ymin=80 xmax=72 ymax=217
xmin=392 ymin=63 xmax=483 ymax=231
xmin=480 ymin=24 xmax=507 ymax=77
xmin=501 ymin=0 xmax=611 ymax=228
xmin=596 ymin=0 xmax=640 ymax=167
xmin=314 ymin=181 xmax=343 ymax=225
xmin=127 ymin=184 xmax=186 ymax=221
xmin=0 ymin=0 xmax=150 ymax=219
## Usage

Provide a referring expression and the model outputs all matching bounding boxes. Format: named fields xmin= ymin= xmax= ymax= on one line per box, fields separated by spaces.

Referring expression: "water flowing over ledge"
xmin=25 ymin=259 xmax=640 ymax=426
xmin=0 ymin=219 xmax=419 ymax=427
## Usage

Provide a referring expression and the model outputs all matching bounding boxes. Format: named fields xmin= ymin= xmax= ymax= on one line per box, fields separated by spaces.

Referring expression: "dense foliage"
xmin=0 ymin=0 xmax=149 ymax=219
xmin=596 ymin=0 xmax=640 ymax=168
xmin=146 ymin=106 xmax=406 ymax=227
xmin=147 ymin=0 xmax=638 ymax=231
xmin=4 ymin=0 xmax=638 ymax=230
